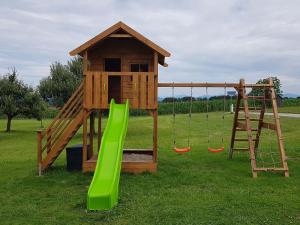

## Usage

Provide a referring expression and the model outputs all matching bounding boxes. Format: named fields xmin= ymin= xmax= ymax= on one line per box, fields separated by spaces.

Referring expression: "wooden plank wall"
xmin=84 ymin=72 xmax=157 ymax=109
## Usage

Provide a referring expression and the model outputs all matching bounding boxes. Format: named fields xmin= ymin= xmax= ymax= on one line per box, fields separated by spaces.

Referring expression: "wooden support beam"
xmin=268 ymin=78 xmax=289 ymax=177
xmin=158 ymin=82 xmax=273 ymax=88
xmin=37 ymin=130 xmax=42 ymax=176
xmin=83 ymin=51 xmax=88 ymax=74
xmin=240 ymin=79 xmax=258 ymax=178
xmin=229 ymin=86 xmax=242 ymax=159
xmin=89 ymin=112 xmax=94 ymax=159
xmin=109 ymin=34 xmax=132 ymax=38
xmin=153 ymin=109 xmax=158 ymax=162
xmin=97 ymin=110 xmax=102 ymax=152
xmin=82 ymin=109 xmax=88 ymax=165
xmin=158 ymin=82 xmax=239 ymax=88
xmin=261 ymin=122 xmax=277 ymax=130
xmin=154 ymin=52 xmax=158 ymax=109
xmin=253 ymin=167 xmax=288 ymax=172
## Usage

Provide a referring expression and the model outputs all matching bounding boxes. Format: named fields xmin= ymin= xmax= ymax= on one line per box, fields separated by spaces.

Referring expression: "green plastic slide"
xmin=87 ymin=99 xmax=129 ymax=210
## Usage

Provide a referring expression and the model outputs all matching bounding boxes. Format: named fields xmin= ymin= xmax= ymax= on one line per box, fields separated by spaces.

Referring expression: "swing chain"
xmin=172 ymin=83 xmax=176 ymax=147
xmin=206 ymin=85 xmax=210 ymax=146
xmin=222 ymin=83 xmax=227 ymax=144
xmin=187 ymin=84 xmax=193 ymax=147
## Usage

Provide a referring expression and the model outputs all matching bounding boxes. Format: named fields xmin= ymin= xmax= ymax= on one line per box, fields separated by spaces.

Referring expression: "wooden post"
xmin=229 ymin=85 xmax=242 ymax=159
xmin=97 ymin=110 xmax=102 ymax=152
xmin=83 ymin=51 xmax=88 ymax=74
xmin=241 ymin=79 xmax=257 ymax=178
xmin=154 ymin=52 xmax=158 ymax=109
xmin=153 ymin=109 xmax=158 ymax=162
xmin=37 ymin=131 xmax=43 ymax=176
xmin=269 ymin=78 xmax=289 ymax=177
xmin=82 ymin=109 xmax=88 ymax=167
xmin=89 ymin=112 xmax=94 ymax=159
xmin=153 ymin=52 xmax=158 ymax=162
xmin=254 ymin=90 xmax=266 ymax=152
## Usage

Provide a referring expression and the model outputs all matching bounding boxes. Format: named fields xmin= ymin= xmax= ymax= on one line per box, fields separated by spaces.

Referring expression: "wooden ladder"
xmin=229 ymin=78 xmax=289 ymax=177
xmin=37 ymin=82 xmax=88 ymax=174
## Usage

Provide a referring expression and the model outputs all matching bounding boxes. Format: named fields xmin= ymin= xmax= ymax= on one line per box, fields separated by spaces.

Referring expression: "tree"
xmin=249 ymin=77 xmax=283 ymax=97
xmin=180 ymin=96 xmax=196 ymax=102
xmin=0 ymin=68 xmax=46 ymax=132
xmin=39 ymin=57 xmax=83 ymax=107
xmin=162 ymin=97 xmax=178 ymax=103
xmin=23 ymin=91 xmax=47 ymax=128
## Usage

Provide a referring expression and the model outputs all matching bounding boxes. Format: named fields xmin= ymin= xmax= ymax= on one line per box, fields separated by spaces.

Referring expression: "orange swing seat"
xmin=174 ymin=146 xmax=191 ymax=153
xmin=208 ymin=147 xmax=224 ymax=153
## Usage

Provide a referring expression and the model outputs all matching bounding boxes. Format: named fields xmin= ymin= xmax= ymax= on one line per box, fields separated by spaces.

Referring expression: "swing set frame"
xmin=158 ymin=78 xmax=289 ymax=177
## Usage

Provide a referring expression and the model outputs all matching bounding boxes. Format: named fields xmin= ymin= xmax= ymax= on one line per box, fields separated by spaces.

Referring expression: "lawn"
xmin=278 ymin=106 xmax=300 ymax=114
xmin=1 ymin=112 xmax=300 ymax=225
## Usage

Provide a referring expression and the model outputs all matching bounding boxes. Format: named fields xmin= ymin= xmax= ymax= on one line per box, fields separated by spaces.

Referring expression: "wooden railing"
xmin=37 ymin=82 xmax=84 ymax=171
xmin=84 ymin=71 xmax=157 ymax=109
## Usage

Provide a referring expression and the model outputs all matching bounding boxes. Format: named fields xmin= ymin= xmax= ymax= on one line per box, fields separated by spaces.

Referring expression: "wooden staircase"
xmin=229 ymin=78 xmax=289 ymax=177
xmin=37 ymin=82 xmax=87 ymax=173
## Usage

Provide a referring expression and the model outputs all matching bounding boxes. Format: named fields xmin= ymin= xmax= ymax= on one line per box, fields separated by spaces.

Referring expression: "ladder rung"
xmin=246 ymin=96 xmax=266 ymax=99
xmin=232 ymin=147 xmax=249 ymax=151
xmin=236 ymin=128 xmax=258 ymax=131
xmin=237 ymin=118 xmax=261 ymax=121
xmin=239 ymin=107 xmax=262 ymax=111
xmin=235 ymin=138 xmax=257 ymax=142
xmin=253 ymin=168 xmax=287 ymax=172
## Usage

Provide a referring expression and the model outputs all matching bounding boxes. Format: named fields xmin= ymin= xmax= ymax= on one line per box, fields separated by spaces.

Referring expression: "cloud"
xmin=0 ymin=0 xmax=300 ymax=95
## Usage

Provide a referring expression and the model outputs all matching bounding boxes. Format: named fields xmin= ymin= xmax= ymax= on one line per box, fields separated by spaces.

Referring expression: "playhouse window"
xmin=130 ymin=63 xmax=148 ymax=72
xmin=105 ymin=58 xmax=121 ymax=72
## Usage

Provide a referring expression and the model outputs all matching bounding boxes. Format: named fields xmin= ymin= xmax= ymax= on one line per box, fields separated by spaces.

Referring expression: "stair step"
xmin=232 ymin=147 xmax=249 ymax=151
xmin=235 ymin=138 xmax=257 ymax=142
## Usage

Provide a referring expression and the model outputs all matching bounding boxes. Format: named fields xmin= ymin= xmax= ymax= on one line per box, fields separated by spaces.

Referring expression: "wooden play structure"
xmin=159 ymin=80 xmax=289 ymax=177
xmin=37 ymin=21 xmax=289 ymax=177
xmin=37 ymin=22 xmax=169 ymax=174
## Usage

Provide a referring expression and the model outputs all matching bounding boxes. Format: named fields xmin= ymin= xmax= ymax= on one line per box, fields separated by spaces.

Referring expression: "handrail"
xmin=47 ymin=89 xmax=83 ymax=136
xmin=39 ymin=82 xmax=84 ymax=154
xmin=45 ymin=82 xmax=84 ymax=133
xmin=47 ymin=101 xmax=83 ymax=151
xmin=41 ymin=95 xmax=83 ymax=153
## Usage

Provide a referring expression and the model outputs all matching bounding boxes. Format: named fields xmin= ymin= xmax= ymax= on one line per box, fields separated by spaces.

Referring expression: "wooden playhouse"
xmin=37 ymin=21 xmax=170 ymax=174
xmin=37 ymin=22 xmax=289 ymax=178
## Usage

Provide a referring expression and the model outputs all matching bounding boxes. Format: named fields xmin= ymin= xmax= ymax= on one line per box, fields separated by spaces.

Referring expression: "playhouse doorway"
xmin=108 ymin=76 xmax=121 ymax=103
xmin=105 ymin=58 xmax=122 ymax=103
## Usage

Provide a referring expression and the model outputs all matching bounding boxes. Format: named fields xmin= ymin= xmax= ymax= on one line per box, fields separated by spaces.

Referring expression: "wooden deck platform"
xmin=82 ymin=149 xmax=157 ymax=173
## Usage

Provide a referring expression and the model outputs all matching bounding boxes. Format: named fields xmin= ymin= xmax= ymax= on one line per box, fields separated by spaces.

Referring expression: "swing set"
xmin=158 ymin=79 xmax=289 ymax=178
xmin=171 ymin=83 xmax=227 ymax=153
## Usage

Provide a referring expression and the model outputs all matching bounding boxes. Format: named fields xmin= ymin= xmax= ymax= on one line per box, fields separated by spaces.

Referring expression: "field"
xmin=1 ymin=112 xmax=300 ymax=225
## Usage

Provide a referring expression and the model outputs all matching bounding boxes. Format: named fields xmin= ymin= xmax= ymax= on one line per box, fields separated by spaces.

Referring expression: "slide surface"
xmin=87 ymin=99 xmax=129 ymax=210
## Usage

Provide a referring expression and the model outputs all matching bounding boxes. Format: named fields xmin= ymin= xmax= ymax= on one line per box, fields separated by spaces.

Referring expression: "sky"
xmin=1 ymin=0 xmax=300 ymax=96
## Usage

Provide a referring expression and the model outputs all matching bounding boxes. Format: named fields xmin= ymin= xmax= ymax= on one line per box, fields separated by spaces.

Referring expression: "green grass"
xmin=277 ymin=106 xmax=300 ymax=114
xmin=1 ymin=113 xmax=300 ymax=225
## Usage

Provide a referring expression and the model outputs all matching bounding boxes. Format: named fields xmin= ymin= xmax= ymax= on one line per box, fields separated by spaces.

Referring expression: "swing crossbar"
xmin=158 ymin=83 xmax=273 ymax=88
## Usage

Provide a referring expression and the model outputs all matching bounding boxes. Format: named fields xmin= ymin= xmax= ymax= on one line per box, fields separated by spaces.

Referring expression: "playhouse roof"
xmin=69 ymin=21 xmax=171 ymax=65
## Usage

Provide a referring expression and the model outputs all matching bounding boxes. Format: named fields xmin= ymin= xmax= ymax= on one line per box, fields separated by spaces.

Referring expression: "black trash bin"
xmin=66 ymin=144 xmax=89 ymax=171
